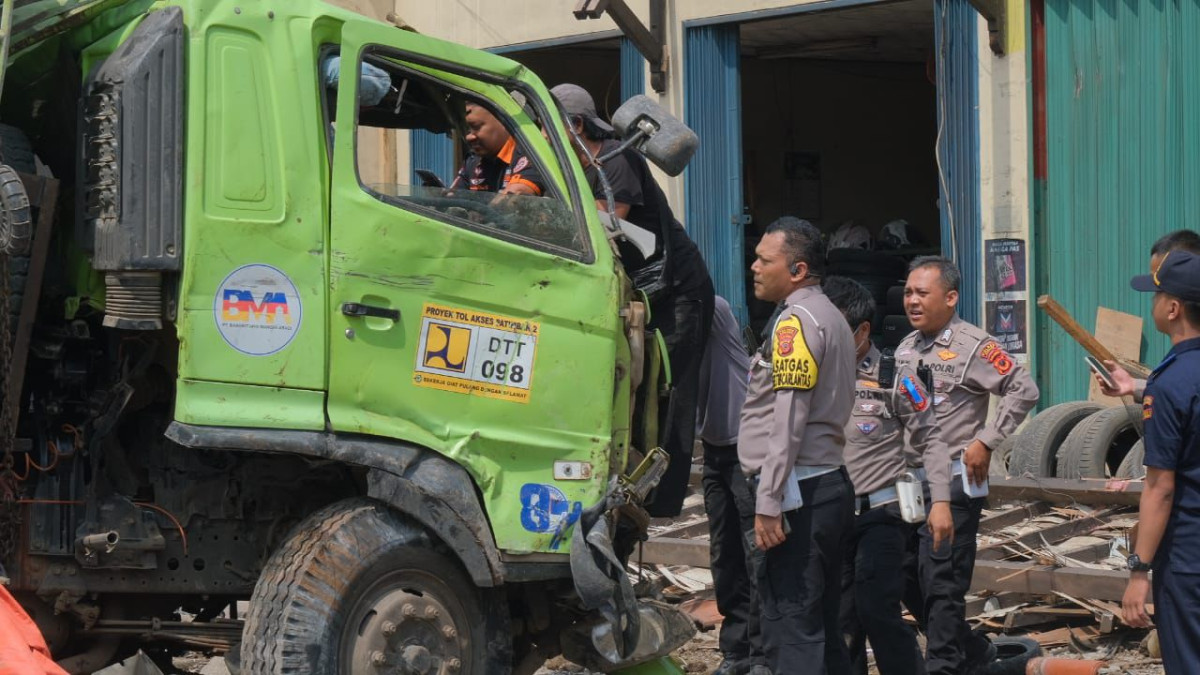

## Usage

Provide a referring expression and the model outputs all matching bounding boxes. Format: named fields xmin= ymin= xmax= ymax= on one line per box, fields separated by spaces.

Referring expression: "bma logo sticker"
xmin=214 ymin=264 xmax=302 ymax=356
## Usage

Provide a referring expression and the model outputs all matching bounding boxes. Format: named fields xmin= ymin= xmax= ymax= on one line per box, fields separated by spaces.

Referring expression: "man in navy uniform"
xmin=1120 ymin=251 xmax=1200 ymax=675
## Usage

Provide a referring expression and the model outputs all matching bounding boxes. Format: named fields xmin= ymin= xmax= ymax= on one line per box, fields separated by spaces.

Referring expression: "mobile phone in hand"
xmin=1085 ymin=355 xmax=1117 ymax=390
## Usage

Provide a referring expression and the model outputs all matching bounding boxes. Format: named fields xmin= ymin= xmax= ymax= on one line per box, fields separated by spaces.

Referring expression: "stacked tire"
xmin=1008 ymin=402 xmax=1103 ymax=479
xmin=1008 ymin=401 xmax=1147 ymax=479
xmin=1055 ymin=404 xmax=1143 ymax=479
xmin=825 ymin=249 xmax=910 ymax=347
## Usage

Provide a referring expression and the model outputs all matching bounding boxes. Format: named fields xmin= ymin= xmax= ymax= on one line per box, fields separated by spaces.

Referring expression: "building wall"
xmin=396 ymin=0 xmax=1031 ymax=331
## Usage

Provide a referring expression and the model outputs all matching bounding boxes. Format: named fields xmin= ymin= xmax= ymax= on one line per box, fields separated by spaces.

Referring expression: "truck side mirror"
xmin=610 ymin=95 xmax=699 ymax=177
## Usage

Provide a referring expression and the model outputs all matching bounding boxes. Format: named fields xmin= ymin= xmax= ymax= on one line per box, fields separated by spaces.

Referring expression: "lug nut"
xmin=401 ymin=604 xmax=416 ymax=618
xmin=424 ymin=606 xmax=439 ymax=620
xmin=442 ymin=625 xmax=457 ymax=640
xmin=381 ymin=621 xmax=398 ymax=637
xmin=446 ymin=657 xmax=462 ymax=672
xmin=370 ymin=650 xmax=387 ymax=667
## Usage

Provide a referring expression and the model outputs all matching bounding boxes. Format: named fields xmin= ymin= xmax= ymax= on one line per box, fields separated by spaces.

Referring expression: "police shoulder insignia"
xmin=772 ymin=314 xmax=818 ymax=391
xmin=900 ymin=375 xmax=930 ymax=412
xmin=1143 ymin=395 xmax=1154 ymax=420
xmin=979 ymin=340 xmax=1014 ymax=375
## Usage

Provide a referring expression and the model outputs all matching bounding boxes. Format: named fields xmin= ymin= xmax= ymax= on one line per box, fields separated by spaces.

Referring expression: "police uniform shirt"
xmin=1141 ymin=336 xmax=1200 ymax=571
xmin=697 ymin=296 xmax=752 ymax=446
xmin=738 ymin=285 xmax=856 ymax=517
xmin=451 ymin=137 xmax=545 ymax=195
xmin=845 ymin=345 xmax=954 ymax=503
xmin=894 ymin=315 xmax=1039 ymax=458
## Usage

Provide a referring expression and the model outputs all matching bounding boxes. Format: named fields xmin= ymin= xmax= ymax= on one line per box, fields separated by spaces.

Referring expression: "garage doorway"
xmin=740 ymin=1 xmax=939 ymax=337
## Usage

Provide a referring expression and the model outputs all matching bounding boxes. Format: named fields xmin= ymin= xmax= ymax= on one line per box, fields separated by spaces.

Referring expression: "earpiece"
xmin=789 ymin=262 xmax=801 ymax=276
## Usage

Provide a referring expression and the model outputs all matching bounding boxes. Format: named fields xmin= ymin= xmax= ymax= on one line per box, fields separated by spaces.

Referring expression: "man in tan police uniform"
xmin=823 ymin=276 xmax=953 ymax=675
xmin=895 ymin=256 xmax=1039 ymax=675
xmin=738 ymin=217 xmax=856 ymax=674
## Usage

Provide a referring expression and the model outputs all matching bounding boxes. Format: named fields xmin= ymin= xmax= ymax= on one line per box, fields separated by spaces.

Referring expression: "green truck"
xmin=0 ymin=1 xmax=696 ymax=672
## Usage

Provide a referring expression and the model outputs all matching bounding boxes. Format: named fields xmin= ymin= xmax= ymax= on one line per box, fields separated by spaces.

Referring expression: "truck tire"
xmin=989 ymin=434 xmax=1018 ymax=478
xmin=0 ymin=165 xmax=31 ymax=255
xmin=1055 ymin=404 xmax=1142 ymax=479
xmin=0 ymin=124 xmax=34 ymax=331
xmin=1009 ymin=402 xmax=1103 ymax=478
xmin=240 ymin=498 xmax=511 ymax=675
xmin=1116 ymin=440 xmax=1146 ymax=479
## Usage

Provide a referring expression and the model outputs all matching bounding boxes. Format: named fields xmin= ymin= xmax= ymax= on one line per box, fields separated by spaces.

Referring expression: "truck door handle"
xmin=341 ymin=302 xmax=400 ymax=321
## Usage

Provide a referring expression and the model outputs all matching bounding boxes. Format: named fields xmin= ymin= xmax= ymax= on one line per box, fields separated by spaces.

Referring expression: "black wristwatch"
xmin=1127 ymin=553 xmax=1152 ymax=572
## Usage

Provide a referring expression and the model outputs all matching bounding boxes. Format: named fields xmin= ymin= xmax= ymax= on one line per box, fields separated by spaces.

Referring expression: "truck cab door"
xmin=324 ymin=24 xmax=624 ymax=553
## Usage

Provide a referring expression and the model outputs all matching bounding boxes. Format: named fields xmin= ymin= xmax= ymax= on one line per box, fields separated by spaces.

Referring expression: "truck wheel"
xmin=0 ymin=123 xmax=34 ymax=331
xmin=1009 ymin=402 xmax=1102 ymax=478
xmin=1055 ymin=404 xmax=1142 ymax=478
xmin=1116 ymin=440 xmax=1146 ymax=479
xmin=0 ymin=165 xmax=31 ymax=255
xmin=240 ymin=498 xmax=511 ymax=675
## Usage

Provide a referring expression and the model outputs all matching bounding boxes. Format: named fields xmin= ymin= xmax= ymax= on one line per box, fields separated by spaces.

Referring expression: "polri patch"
xmin=979 ymin=341 xmax=1014 ymax=375
xmin=1143 ymin=395 xmax=1154 ymax=420
xmin=772 ymin=314 xmax=818 ymax=390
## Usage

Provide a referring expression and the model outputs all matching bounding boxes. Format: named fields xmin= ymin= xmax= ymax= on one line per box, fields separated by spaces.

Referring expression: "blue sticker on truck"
xmin=520 ymin=483 xmax=582 ymax=549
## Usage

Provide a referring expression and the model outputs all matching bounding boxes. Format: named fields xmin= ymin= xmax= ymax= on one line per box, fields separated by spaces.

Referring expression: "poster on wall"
xmin=985 ymin=299 xmax=1027 ymax=355
xmin=985 ymin=238 xmax=1027 ymax=294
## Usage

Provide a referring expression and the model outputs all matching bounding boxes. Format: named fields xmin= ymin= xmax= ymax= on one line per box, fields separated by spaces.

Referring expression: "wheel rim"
xmin=342 ymin=570 xmax=468 ymax=674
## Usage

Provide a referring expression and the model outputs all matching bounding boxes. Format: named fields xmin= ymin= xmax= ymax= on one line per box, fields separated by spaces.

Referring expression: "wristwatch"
xmin=1127 ymin=553 xmax=1152 ymax=572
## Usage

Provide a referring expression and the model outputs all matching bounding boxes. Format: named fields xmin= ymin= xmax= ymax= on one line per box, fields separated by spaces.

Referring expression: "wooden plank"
xmin=976 ymin=507 xmax=1123 ymax=561
xmin=987 ymin=476 xmax=1143 ymax=506
xmin=1088 ymin=307 xmax=1143 ymax=405
xmin=979 ymin=502 xmax=1054 ymax=534
xmin=639 ymin=537 xmax=710 ymax=568
xmin=970 ymin=561 xmax=1144 ymax=602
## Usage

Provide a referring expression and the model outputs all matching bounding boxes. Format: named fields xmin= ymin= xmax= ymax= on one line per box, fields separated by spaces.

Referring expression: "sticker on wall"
xmin=214 ymin=264 xmax=302 ymax=356
xmin=519 ymin=483 xmax=582 ymax=550
xmin=413 ymin=303 xmax=539 ymax=403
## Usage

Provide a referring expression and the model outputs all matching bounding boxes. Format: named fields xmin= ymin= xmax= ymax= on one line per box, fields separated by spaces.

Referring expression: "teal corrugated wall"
xmin=684 ymin=24 xmax=747 ymax=323
xmin=620 ymin=38 xmax=645 ymax=101
xmin=1039 ymin=0 xmax=1198 ymax=404
xmin=410 ymin=130 xmax=455 ymax=189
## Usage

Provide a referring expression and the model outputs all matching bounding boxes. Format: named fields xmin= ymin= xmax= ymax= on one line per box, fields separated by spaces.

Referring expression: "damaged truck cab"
xmin=0 ymin=0 xmax=694 ymax=672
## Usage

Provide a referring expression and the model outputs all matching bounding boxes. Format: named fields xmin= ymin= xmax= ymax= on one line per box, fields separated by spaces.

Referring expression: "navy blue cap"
xmin=1131 ymin=250 xmax=1200 ymax=302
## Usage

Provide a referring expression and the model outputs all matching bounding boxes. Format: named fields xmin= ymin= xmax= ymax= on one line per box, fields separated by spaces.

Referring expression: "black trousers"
xmin=702 ymin=442 xmax=765 ymax=665
xmin=645 ymin=280 xmax=715 ymax=517
xmin=840 ymin=502 xmax=923 ymax=675
xmin=918 ymin=477 xmax=989 ymax=675
xmin=1154 ymin=561 xmax=1200 ymax=674
xmin=755 ymin=468 xmax=854 ymax=674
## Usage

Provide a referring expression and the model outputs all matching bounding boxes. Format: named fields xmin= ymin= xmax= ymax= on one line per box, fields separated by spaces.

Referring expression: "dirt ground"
xmin=171 ymin=625 xmax=1166 ymax=674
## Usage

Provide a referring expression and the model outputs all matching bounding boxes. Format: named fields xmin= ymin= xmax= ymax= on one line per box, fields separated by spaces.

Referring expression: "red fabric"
xmin=0 ymin=585 xmax=68 ymax=675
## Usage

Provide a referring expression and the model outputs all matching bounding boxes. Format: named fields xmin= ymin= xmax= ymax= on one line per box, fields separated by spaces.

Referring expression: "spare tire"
xmin=1056 ymin=404 xmax=1143 ymax=479
xmin=989 ymin=434 xmax=1019 ymax=478
xmin=1116 ymin=439 xmax=1146 ymax=479
xmin=1009 ymin=402 xmax=1103 ymax=478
